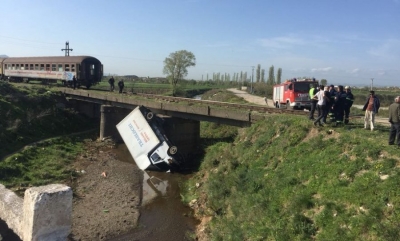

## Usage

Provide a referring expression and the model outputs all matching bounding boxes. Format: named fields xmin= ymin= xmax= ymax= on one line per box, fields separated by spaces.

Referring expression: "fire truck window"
xmin=294 ymin=83 xmax=311 ymax=92
xmin=288 ymin=84 xmax=293 ymax=90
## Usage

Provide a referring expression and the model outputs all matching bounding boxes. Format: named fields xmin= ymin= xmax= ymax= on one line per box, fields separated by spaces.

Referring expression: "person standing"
xmin=108 ymin=76 xmax=115 ymax=91
xmin=308 ymin=84 xmax=318 ymax=120
xmin=313 ymin=85 xmax=327 ymax=126
xmin=322 ymin=86 xmax=331 ymax=124
xmin=333 ymin=85 xmax=347 ymax=126
xmin=388 ymin=96 xmax=400 ymax=147
xmin=72 ymin=75 xmax=77 ymax=90
xmin=344 ymin=86 xmax=354 ymax=124
xmin=328 ymin=85 xmax=337 ymax=123
xmin=118 ymin=79 xmax=125 ymax=93
xmin=362 ymin=90 xmax=380 ymax=131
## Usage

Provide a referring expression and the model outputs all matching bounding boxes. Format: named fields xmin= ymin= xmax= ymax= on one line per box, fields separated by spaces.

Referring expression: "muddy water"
xmin=110 ymin=144 xmax=199 ymax=241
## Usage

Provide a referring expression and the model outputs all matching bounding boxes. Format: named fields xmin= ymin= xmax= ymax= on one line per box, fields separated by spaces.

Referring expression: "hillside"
xmin=183 ymin=89 xmax=400 ymax=241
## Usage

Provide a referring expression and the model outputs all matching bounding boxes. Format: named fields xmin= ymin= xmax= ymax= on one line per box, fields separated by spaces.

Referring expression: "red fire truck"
xmin=272 ymin=78 xmax=318 ymax=110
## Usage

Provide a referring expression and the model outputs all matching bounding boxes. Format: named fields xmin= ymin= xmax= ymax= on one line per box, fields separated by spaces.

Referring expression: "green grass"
xmin=0 ymin=134 xmax=95 ymax=191
xmin=0 ymin=82 xmax=98 ymax=193
xmin=182 ymin=89 xmax=400 ymax=241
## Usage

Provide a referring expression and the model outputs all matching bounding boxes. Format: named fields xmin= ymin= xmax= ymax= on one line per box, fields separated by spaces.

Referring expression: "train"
xmin=0 ymin=56 xmax=103 ymax=89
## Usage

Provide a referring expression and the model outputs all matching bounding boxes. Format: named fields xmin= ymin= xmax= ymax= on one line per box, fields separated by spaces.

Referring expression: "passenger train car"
xmin=0 ymin=56 xmax=103 ymax=88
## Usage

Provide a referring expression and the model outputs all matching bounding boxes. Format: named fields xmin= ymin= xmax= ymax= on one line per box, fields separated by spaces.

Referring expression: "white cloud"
xmin=350 ymin=68 xmax=359 ymax=74
xmin=311 ymin=67 xmax=332 ymax=72
xmin=368 ymin=39 xmax=400 ymax=60
xmin=257 ymin=37 xmax=306 ymax=49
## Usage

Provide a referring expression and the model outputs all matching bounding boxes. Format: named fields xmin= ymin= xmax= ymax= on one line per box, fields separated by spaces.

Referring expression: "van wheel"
xmin=168 ymin=146 xmax=178 ymax=155
xmin=146 ymin=112 xmax=154 ymax=120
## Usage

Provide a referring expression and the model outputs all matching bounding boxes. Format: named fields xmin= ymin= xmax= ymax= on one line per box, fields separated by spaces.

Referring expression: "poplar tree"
xmin=256 ymin=64 xmax=261 ymax=82
xmin=276 ymin=68 xmax=282 ymax=84
xmin=267 ymin=65 xmax=275 ymax=85
xmin=261 ymin=69 xmax=265 ymax=82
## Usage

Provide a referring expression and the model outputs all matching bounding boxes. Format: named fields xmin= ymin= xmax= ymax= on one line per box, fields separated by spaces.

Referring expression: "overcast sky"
xmin=1 ymin=0 xmax=399 ymax=86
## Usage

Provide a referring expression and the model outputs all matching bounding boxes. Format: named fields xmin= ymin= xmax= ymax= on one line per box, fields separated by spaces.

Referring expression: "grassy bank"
xmin=0 ymin=82 xmax=97 ymax=191
xmin=183 ymin=90 xmax=400 ymax=240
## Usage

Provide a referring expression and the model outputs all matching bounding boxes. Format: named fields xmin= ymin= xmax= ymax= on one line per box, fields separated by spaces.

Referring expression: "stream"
xmin=109 ymin=143 xmax=199 ymax=241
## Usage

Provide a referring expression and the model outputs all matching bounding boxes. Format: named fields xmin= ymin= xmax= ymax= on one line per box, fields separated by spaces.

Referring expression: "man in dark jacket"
xmin=328 ymin=84 xmax=337 ymax=123
xmin=108 ymin=76 xmax=115 ymax=91
xmin=344 ymin=86 xmax=354 ymax=124
xmin=362 ymin=90 xmax=380 ymax=131
xmin=333 ymin=85 xmax=347 ymax=126
xmin=118 ymin=79 xmax=124 ymax=93
xmin=388 ymin=96 xmax=400 ymax=146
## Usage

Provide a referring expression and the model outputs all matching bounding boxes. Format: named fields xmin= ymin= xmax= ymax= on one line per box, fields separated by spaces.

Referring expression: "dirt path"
xmin=227 ymin=88 xmax=273 ymax=106
xmin=68 ymin=140 xmax=142 ymax=241
xmin=226 ymin=88 xmax=389 ymax=126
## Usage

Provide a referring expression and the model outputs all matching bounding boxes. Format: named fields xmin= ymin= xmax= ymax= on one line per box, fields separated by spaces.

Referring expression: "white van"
xmin=116 ymin=106 xmax=183 ymax=172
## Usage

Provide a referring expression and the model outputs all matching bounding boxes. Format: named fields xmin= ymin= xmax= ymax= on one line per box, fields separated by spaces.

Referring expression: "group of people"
xmin=308 ymin=84 xmax=400 ymax=147
xmin=308 ymin=84 xmax=355 ymax=127
xmin=108 ymin=76 xmax=124 ymax=93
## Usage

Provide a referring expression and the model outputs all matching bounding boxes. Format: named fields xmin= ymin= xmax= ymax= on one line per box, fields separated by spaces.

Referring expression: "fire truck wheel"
xmin=168 ymin=146 xmax=178 ymax=155
xmin=275 ymin=102 xmax=280 ymax=108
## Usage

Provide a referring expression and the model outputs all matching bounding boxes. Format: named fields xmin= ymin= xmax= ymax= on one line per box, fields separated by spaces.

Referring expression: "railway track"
xmin=135 ymin=93 xmax=308 ymax=116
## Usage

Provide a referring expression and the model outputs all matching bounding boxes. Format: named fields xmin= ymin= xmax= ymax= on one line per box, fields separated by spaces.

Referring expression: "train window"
xmin=52 ymin=64 xmax=56 ymax=71
xmin=16 ymin=64 xmax=20 ymax=70
xmin=35 ymin=64 xmax=39 ymax=70
xmin=71 ymin=64 xmax=75 ymax=72
xmin=90 ymin=64 xmax=95 ymax=75
xmin=21 ymin=64 xmax=25 ymax=70
xmin=25 ymin=64 xmax=28 ymax=70
xmin=65 ymin=64 xmax=70 ymax=71
xmin=12 ymin=64 xmax=15 ymax=70
xmin=46 ymin=64 xmax=50 ymax=71
xmin=40 ymin=64 xmax=45 ymax=71
xmin=58 ymin=64 xmax=63 ymax=71
xmin=30 ymin=64 xmax=33 ymax=70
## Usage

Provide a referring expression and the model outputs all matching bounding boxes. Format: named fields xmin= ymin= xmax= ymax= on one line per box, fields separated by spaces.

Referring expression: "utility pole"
xmin=61 ymin=41 xmax=73 ymax=56
xmin=251 ymin=66 xmax=255 ymax=94
xmin=370 ymin=78 xmax=374 ymax=90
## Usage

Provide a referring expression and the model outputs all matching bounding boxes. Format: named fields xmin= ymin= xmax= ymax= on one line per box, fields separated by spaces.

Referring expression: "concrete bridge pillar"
xmin=100 ymin=105 xmax=131 ymax=141
xmin=68 ymin=100 xmax=100 ymax=119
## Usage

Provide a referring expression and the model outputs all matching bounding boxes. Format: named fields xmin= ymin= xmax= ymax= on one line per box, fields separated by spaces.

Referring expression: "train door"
xmin=76 ymin=64 xmax=81 ymax=79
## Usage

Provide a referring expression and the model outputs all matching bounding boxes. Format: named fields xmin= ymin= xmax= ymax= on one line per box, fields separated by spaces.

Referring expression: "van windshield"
xmin=294 ymin=82 xmax=312 ymax=92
